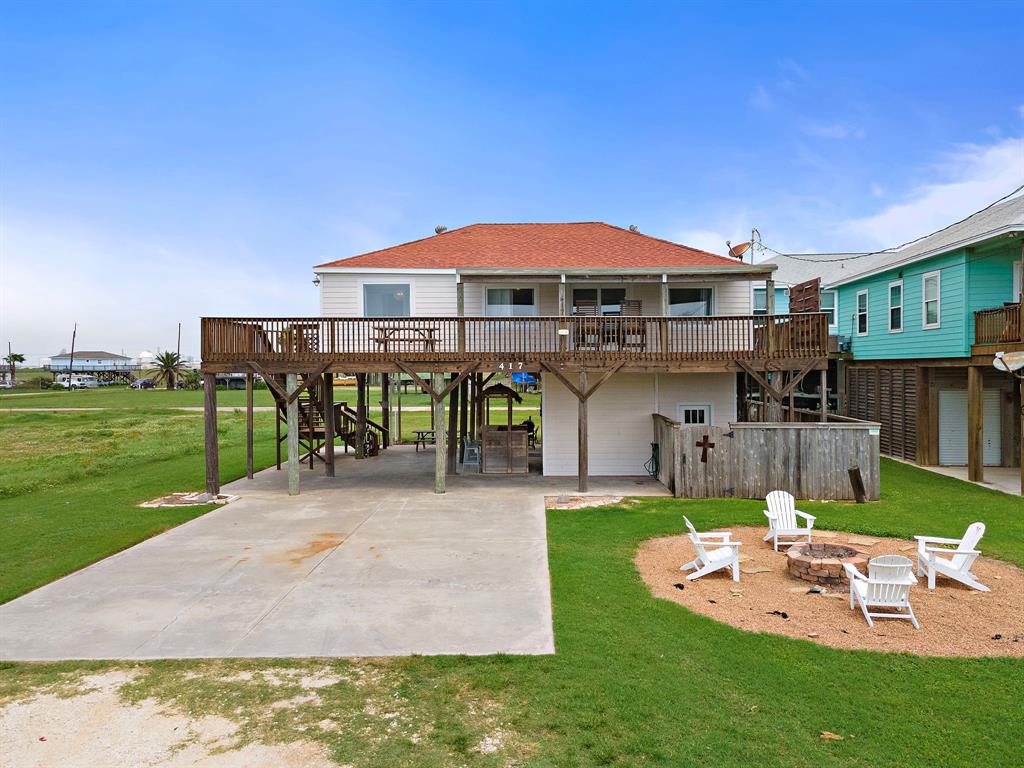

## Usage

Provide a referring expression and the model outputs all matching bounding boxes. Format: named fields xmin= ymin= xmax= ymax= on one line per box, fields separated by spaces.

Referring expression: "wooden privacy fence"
xmin=653 ymin=416 xmax=881 ymax=501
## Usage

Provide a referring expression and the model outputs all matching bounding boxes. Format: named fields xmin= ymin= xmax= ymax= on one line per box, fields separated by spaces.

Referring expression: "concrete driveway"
xmin=0 ymin=447 xmax=570 ymax=659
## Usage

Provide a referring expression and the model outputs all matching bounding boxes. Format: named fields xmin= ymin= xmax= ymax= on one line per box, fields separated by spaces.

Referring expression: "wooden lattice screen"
xmin=846 ymin=366 xmax=917 ymax=461
xmin=788 ymin=278 xmax=821 ymax=313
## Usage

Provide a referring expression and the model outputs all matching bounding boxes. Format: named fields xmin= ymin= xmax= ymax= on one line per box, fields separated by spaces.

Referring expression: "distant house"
xmin=826 ymin=196 xmax=1022 ymax=482
xmin=45 ymin=351 xmax=139 ymax=383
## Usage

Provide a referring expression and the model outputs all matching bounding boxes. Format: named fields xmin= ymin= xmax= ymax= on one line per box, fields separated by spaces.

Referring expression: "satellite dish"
xmin=435 ymin=225 xmax=447 ymax=234
xmin=993 ymin=351 xmax=1024 ymax=373
xmin=628 ymin=224 xmax=639 ymax=232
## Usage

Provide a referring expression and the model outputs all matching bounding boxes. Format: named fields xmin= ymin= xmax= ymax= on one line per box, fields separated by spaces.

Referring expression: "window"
xmin=573 ymin=287 xmax=627 ymax=315
xmin=856 ymin=290 xmax=869 ymax=336
xmin=819 ymin=290 xmax=836 ymax=327
xmin=922 ymin=271 xmax=941 ymax=329
xmin=363 ymin=283 xmax=410 ymax=317
xmin=752 ymin=288 xmax=767 ymax=315
xmin=669 ymin=287 xmax=713 ymax=316
xmin=677 ymin=403 xmax=712 ymax=425
xmin=888 ymin=280 xmax=903 ymax=333
xmin=486 ymin=287 xmax=536 ymax=317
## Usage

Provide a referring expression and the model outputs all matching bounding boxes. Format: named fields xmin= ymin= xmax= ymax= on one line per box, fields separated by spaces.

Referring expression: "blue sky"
xmin=2 ymin=0 xmax=1022 ymax=361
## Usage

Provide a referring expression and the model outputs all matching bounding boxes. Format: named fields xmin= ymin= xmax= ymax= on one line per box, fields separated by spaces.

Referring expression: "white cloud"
xmin=837 ymin=137 xmax=1024 ymax=248
xmin=0 ymin=212 xmax=315 ymax=365
xmin=802 ymin=122 xmax=866 ymax=140
xmin=749 ymin=85 xmax=774 ymax=111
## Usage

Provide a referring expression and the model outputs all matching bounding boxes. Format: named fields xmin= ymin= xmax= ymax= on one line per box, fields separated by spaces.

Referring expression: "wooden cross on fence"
xmin=695 ymin=434 xmax=715 ymax=463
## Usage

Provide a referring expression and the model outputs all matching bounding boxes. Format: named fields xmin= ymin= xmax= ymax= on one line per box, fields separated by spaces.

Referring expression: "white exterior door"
xmin=938 ymin=390 xmax=1001 ymax=466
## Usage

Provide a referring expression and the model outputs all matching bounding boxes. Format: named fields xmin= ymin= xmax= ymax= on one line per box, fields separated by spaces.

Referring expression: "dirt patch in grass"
xmin=545 ymin=495 xmax=626 ymax=509
xmin=0 ymin=660 xmax=534 ymax=767
xmin=0 ymin=669 xmax=335 ymax=768
xmin=637 ymin=526 xmax=1024 ymax=657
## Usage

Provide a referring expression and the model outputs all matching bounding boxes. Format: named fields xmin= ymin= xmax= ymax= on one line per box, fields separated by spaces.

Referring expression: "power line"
xmin=756 ymin=183 xmax=1024 ymax=264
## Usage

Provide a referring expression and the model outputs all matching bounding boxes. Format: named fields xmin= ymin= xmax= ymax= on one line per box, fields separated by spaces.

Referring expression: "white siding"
xmin=541 ymin=372 xmax=737 ymax=476
xmin=321 ymin=274 xmax=753 ymax=318
xmin=320 ymin=272 xmax=458 ymax=317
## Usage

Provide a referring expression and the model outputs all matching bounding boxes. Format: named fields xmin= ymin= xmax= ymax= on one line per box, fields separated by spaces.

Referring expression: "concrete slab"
xmin=0 ymin=445 xmax=667 ymax=660
xmin=891 ymin=459 xmax=1022 ymax=496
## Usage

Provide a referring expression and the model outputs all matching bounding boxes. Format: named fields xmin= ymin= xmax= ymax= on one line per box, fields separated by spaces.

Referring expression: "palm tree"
xmin=148 ymin=351 xmax=185 ymax=390
xmin=3 ymin=351 xmax=25 ymax=382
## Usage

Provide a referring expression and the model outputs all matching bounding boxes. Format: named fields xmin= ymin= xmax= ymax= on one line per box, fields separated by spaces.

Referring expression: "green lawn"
xmin=1 ymin=405 xmax=1021 ymax=765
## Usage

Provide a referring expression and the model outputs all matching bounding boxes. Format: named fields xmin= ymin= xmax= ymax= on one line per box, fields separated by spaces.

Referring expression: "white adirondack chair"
xmin=914 ymin=522 xmax=989 ymax=592
xmin=762 ymin=490 xmax=816 ymax=551
xmin=680 ymin=516 xmax=741 ymax=582
xmin=843 ymin=555 xmax=919 ymax=629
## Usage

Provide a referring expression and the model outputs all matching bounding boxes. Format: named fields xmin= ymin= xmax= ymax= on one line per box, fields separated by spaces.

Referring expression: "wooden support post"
xmin=433 ymin=372 xmax=447 ymax=493
xmin=967 ymin=365 xmax=984 ymax=483
xmin=203 ymin=372 xmax=219 ymax=495
xmin=659 ymin=275 xmax=669 ymax=353
xmin=558 ymin=275 xmax=566 ymax=315
xmin=395 ymin=382 xmax=402 ymax=444
xmin=836 ymin=358 xmax=848 ymax=416
xmin=355 ymin=373 xmax=367 ymax=459
xmin=469 ymin=373 xmax=478 ymax=441
xmin=275 ymin=401 xmax=282 ymax=470
xmin=765 ymin=277 xmax=776 ymax=356
xmin=819 ymin=368 xmax=828 ymax=423
xmin=447 ymin=373 xmax=459 ymax=474
xmin=286 ymin=373 xmax=300 ymax=495
xmin=578 ymin=368 xmax=589 ymax=492
xmin=245 ymin=370 xmax=254 ymax=479
xmin=456 ymin=279 xmax=466 ymax=352
xmin=324 ymin=371 xmax=336 ymax=477
xmin=380 ymin=373 xmax=391 ymax=448
xmin=788 ymin=375 xmax=796 ymax=422
xmin=915 ymin=366 xmax=930 ymax=465
xmin=458 ymin=375 xmax=469 ymax=463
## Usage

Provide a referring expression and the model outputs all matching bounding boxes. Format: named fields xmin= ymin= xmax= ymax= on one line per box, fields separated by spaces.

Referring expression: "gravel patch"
xmin=636 ymin=526 xmax=1024 ymax=657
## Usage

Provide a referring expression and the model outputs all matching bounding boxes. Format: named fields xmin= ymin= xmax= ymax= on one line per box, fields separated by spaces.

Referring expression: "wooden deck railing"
xmin=201 ymin=313 xmax=829 ymax=366
xmin=974 ymin=303 xmax=1022 ymax=346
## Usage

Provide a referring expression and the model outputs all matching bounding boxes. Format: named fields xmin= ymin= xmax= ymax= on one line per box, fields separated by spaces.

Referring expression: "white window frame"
xmin=922 ymin=271 xmax=941 ymax=330
xmin=483 ymin=283 xmax=540 ymax=317
xmin=677 ymin=402 xmax=714 ymax=426
xmin=358 ymin=278 xmax=414 ymax=317
xmin=855 ymin=289 xmax=869 ymax=336
xmin=819 ymin=290 xmax=837 ymax=329
xmin=887 ymin=279 xmax=903 ymax=333
xmin=668 ymin=285 xmax=715 ymax=317
xmin=1014 ymin=260 xmax=1022 ymax=301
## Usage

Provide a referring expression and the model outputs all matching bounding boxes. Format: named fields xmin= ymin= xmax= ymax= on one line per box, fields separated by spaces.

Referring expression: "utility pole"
xmin=68 ymin=323 xmax=77 ymax=391
xmin=176 ymin=322 xmax=181 ymax=359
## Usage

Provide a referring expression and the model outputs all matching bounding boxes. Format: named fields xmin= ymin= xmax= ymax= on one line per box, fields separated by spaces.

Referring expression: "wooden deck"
xmin=973 ymin=303 xmax=1023 ymax=354
xmin=201 ymin=313 xmax=829 ymax=373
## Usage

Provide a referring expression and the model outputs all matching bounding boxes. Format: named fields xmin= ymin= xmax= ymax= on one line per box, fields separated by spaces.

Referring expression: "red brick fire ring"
xmin=786 ymin=542 xmax=868 ymax=589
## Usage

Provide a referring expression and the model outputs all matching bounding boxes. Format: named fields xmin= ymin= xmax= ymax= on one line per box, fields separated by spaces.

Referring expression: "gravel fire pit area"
xmin=636 ymin=526 xmax=1024 ymax=657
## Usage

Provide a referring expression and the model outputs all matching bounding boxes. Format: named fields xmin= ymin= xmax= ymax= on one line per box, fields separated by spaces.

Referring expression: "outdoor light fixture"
xmin=312 ymin=275 xmax=321 ymax=287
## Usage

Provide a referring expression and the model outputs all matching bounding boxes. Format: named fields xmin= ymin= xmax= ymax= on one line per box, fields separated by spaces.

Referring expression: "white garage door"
xmin=938 ymin=390 xmax=1002 ymax=466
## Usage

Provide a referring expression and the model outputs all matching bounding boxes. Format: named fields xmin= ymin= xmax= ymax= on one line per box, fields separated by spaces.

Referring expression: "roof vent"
xmin=628 ymin=224 xmax=639 ymax=232
xmin=434 ymin=225 xmax=447 ymax=234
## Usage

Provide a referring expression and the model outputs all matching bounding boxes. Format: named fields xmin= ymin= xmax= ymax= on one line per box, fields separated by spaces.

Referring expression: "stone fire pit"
xmin=786 ymin=542 xmax=868 ymax=589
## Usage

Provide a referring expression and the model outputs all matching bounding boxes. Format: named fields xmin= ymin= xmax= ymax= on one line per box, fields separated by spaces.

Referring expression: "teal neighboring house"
xmin=825 ymin=196 xmax=1022 ymax=488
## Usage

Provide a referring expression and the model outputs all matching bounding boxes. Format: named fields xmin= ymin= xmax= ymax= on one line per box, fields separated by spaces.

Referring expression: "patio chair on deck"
xmin=914 ymin=522 xmax=989 ymax=592
xmin=572 ymin=300 xmax=601 ymax=350
xmin=680 ymin=516 xmax=741 ymax=582
xmin=843 ymin=555 xmax=919 ymax=629
xmin=618 ymin=299 xmax=647 ymax=350
xmin=763 ymin=490 xmax=815 ymax=551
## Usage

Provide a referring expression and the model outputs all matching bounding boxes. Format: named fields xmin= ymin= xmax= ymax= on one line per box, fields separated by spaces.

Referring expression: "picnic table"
xmin=373 ymin=325 xmax=439 ymax=352
xmin=413 ymin=429 xmax=435 ymax=451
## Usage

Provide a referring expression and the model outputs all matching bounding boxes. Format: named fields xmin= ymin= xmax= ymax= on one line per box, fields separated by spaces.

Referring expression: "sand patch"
xmin=0 ymin=670 xmax=336 ymax=768
xmin=636 ymin=526 xmax=1024 ymax=657
xmin=545 ymin=495 xmax=627 ymax=510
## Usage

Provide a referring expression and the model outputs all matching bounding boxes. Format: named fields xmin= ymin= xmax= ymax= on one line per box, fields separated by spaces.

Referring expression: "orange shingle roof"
xmin=316 ymin=222 xmax=744 ymax=270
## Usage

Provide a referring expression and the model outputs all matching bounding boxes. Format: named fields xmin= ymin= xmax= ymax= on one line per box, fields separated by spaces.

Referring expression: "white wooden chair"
xmin=914 ymin=522 xmax=989 ymax=592
xmin=843 ymin=555 xmax=919 ymax=629
xmin=680 ymin=516 xmax=741 ymax=582
xmin=762 ymin=490 xmax=816 ymax=551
